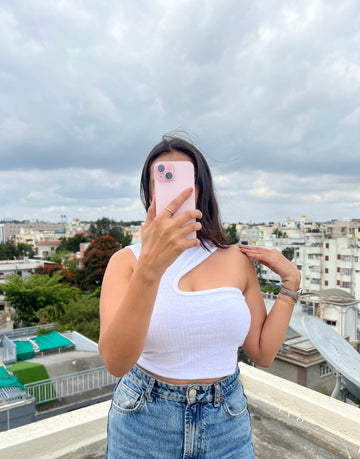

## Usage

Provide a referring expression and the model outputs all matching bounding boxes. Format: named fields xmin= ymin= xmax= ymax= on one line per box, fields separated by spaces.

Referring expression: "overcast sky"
xmin=1 ymin=0 xmax=359 ymax=224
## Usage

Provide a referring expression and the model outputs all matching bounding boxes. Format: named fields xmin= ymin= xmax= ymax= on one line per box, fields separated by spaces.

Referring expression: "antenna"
xmin=302 ymin=316 xmax=360 ymax=406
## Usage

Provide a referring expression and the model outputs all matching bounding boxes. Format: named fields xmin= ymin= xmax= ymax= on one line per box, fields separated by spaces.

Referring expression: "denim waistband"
xmin=124 ymin=365 xmax=241 ymax=406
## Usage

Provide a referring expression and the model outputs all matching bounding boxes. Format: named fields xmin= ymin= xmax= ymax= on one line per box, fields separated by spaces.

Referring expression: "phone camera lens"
xmin=165 ymin=172 xmax=173 ymax=180
xmin=158 ymin=164 xmax=165 ymax=172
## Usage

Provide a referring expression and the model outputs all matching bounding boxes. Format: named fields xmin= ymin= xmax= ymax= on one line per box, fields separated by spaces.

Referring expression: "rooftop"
xmin=0 ymin=363 xmax=359 ymax=458
xmin=303 ymin=289 xmax=360 ymax=305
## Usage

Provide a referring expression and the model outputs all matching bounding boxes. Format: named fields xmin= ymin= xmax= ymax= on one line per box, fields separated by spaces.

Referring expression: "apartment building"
xmin=323 ymin=220 xmax=360 ymax=238
xmin=294 ymin=236 xmax=360 ymax=298
xmin=2 ymin=222 xmax=66 ymax=242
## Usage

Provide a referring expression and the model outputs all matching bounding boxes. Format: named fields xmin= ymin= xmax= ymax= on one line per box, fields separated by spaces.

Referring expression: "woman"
xmin=99 ymin=135 xmax=301 ymax=458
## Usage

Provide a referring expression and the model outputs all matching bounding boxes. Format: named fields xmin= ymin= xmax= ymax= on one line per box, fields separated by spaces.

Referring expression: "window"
xmin=340 ymin=281 xmax=352 ymax=289
xmin=326 ymin=319 xmax=337 ymax=326
xmin=337 ymin=254 xmax=341 ymax=260
xmin=337 ymin=267 xmax=340 ymax=273
xmin=325 ymin=255 xmax=329 ymax=261
xmin=325 ymin=280 xmax=328 ymax=286
xmin=337 ymin=280 xmax=340 ymax=286
xmin=340 ymin=268 xmax=351 ymax=275
xmin=320 ymin=362 xmax=332 ymax=377
xmin=325 ymin=243 xmax=329 ymax=249
xmin=325 ymin=268 xmax=328 ymax=274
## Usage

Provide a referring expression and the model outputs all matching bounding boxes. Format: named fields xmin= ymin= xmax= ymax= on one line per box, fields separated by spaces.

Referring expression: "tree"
xmin=2 ymin=272 xmax=80 ymax=325
xmin=56 ymin=290 xmax=101 ymax=342
xmin=225 ymin=224 xmax=239 ymax=245
xmin=253 ymin=259 xmax=266 ymax=287
xmin=282 ymin=247 xmax=295 ymax=261
xmin=0 ymin=242 xmax=16 ymax=260
xmin=272 ymin=228 xmax=286 ymax=238
xmin=0 ymin=242 xmax=35 ymax=260
xmin=88 ymin=218 xmax=132 ymax=247
xmin=56 ymin=234 xmax=88 ymax=253
xmin=15 ymin=243 xmax=35 ymax=259
xmin=81 ymin=236 xmax=120 ymax=291
xmin=35 ymin=264 xmax=78 ymax=286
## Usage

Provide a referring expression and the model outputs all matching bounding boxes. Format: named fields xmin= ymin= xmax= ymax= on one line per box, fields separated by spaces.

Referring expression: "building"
xmin=324 ymin=220 xmax=360 ymax=238
xmin=0 ymin=259 xmax=46 ymax=283
xmin=0 ymin=324 xmax=117 ymax=431
xmin=259 ymin=290 xmax=360 ymax=395
xmin=294 ymin=235 xmax=360 ymax=298
xmin=35 ymin=241 xmax=62 ymax=258
xmin=302 ymin=289 xmax=359 ymax=342
xmin=2 ymin=222 xmax=66 ymax=243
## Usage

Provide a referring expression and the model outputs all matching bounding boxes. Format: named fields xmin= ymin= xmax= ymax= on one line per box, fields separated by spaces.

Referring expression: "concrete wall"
xmin=0 ymin=399 xmax=35 ymax=432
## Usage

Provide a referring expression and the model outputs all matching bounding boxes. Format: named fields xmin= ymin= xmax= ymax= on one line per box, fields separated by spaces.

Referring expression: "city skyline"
xmin=1 ymin=1 xmax=360 ymax=223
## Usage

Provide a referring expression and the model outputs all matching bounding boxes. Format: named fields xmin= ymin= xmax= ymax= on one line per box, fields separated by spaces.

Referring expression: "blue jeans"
xmin=107 ymin=365 xmax=254 ymax=458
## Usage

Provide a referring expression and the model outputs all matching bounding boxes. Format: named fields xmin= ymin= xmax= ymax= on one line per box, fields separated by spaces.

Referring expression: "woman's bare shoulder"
xmin=107 ymin=246 xmax=137 ymax=270
xmin=216 ymin=244 xmax=253 ymax=266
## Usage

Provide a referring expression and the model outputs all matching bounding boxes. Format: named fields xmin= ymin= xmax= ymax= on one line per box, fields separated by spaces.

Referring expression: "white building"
xmin=294 ymin=236 xmax=360 ymax=298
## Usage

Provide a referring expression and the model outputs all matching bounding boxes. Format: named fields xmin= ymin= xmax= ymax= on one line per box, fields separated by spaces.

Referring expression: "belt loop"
xmin=213 ymin=383 xmax=221 ymax=407
xmin=145 ymin=377 xmax=155 ymax=402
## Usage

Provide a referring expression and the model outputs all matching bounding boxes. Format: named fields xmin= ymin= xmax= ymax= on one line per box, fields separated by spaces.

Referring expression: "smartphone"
xmin=154 ymin=160 xmax=196 ymax=239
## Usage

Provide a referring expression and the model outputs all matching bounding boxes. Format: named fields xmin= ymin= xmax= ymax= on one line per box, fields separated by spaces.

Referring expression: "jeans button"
xmin=189 ymin=388 xmax=197 ymax=398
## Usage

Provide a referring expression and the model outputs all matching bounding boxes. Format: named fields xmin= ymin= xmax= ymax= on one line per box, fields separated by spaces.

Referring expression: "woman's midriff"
xmin=138 ymin=365 xmax=227 ymax=385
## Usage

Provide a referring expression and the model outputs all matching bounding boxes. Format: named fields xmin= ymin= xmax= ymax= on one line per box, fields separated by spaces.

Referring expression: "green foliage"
xmin=81 ymin=236 xmax=120 ymax=291
xmin=253 ymin=259 xmax=265 ymax=286
xmin=261 ymin=283 xmax=280 ymax=294
xmin=282 ymin=247 xmax=295 ymax=261
xmin=0 ymin=242 xmax=34 ymax=260
xmin=56 ymin=290 xmax=100 ymax=342
xmin=56 ymin=234 xmax=88 ymax=253
xmin=224 ymin=224 xmax=239 ymax=245
xmin=272 ymin=228 xmax=286 ymax=238
xmin=88 ymin=218 xmax=132 ymax=247
xmin=2 ymin=271 xmax=81 ymax=325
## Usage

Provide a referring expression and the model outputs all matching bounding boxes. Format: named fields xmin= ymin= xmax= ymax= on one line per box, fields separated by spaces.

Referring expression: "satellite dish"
xmin=302 ymin=315 xmax=360 ymax=405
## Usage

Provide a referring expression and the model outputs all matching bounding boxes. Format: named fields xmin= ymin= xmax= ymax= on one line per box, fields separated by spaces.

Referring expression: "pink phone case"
xmin=154 ymin=160 xmax=196 ymax=239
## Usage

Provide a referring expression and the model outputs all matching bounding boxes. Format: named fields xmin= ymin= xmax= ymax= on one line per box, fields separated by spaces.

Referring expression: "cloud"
xmin=1 ymin=0 xmax=359 ymax=223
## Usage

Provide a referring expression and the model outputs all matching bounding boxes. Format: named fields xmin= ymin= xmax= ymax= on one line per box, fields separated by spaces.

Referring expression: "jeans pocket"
xmin=111 ymin=379 xmax=145 ymax=414
xmin=222 ymin=383 xmax=248 ymax=419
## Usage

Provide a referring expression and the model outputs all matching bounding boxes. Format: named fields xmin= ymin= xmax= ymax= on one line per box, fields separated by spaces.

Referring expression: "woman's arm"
xmin=99 ymin=189 xmax=202 ymax=377
xmin=239 ymin=246 xmax=301 ymax=367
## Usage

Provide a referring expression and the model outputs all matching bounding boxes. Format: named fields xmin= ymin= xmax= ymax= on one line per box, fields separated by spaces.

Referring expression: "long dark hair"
xmin=140 ymin=134 xmax=228 ymax=249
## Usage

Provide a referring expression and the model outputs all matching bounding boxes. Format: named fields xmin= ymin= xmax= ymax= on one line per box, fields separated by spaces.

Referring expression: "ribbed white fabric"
xmin=127 ymin=242 xmax=251 ymax=379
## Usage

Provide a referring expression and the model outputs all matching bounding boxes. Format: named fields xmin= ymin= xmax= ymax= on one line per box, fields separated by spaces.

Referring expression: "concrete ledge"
xmin=239 ymin=363 xmax=360 ymax=458
xmin=0 ymin=365 xmax=359 ymax=458
xmin=0 ymin=400 xmax=111 ymax=458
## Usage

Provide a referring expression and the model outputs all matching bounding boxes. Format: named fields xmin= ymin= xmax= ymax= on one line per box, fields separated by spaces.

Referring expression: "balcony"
xmin=0 ymin=363 xmax=359 ymax=458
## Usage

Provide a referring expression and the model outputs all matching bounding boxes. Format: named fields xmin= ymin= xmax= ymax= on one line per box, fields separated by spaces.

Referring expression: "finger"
xmin=178 ymin=220 xmax=202 ymax=238
xmin=173 ymin=209 xmax=203 ymax=227
xmin=143 ymin=199 xmax=156 ymax=231
xmin=158 ymin=188 xmax=194 ymax=219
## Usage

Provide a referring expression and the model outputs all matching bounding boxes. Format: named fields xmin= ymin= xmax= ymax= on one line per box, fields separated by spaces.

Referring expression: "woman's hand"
xmin=139 ymin=188 xmax=203 ymax=278
xmin=239 ymin=244 xmax=301 ymax=290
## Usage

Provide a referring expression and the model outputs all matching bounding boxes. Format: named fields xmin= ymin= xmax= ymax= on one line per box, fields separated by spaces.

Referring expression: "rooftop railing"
xmin=24 ymin=366 xmax=118 ymax=405
xmin=0 ymin=324 xmax=55 ymax=340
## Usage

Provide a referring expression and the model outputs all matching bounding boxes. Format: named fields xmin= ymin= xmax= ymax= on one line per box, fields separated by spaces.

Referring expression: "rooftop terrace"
xmin=0 ymin=363 xmax=359 ymax=459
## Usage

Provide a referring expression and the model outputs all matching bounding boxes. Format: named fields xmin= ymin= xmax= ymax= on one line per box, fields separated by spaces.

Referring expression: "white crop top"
xmin=127 ymin=242 xmax=251 ymax=379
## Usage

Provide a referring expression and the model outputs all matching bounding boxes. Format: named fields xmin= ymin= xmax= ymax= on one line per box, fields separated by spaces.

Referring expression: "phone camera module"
xmin=158 ymin=164 xmax=165 ymax=173
xmin=165 ymin=172 xmax=173 ymax=180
